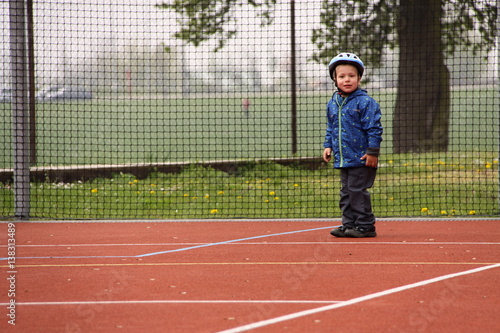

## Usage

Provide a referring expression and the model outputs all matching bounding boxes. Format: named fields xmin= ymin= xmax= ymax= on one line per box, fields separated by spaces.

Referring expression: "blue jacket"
xmin=323 ymin=88 xmax=383 ymax=168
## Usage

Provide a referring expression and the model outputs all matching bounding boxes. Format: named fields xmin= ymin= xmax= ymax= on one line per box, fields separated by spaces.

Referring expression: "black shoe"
xmin=345 ymin=226 xmax=377 ymax=238
xmin=330 ymin=225 xmax=351 ymax=237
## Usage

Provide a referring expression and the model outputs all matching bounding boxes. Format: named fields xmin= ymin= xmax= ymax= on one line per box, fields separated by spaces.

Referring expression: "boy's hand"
xmin=323 ymin=148 xmax=332 ymax=163
xmin=361 ymin=154 xmax=378 ymax=168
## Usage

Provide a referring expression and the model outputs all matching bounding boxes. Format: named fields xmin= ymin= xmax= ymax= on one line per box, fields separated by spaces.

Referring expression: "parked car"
xmin=36 ymin=85 xmax=92 ymax=101
xmin=0 ymin=88 xmax=12 ymax=103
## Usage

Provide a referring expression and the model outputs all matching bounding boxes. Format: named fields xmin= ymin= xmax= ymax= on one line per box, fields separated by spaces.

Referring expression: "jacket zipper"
xmin=335 ymin=94 xmax=348 ymax=167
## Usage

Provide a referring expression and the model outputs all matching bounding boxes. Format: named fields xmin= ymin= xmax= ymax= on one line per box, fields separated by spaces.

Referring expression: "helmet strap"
xmin=332 ymin=78 xmax=346 ymax=95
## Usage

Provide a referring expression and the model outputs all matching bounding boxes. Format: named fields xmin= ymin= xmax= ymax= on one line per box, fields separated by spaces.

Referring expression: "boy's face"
xmin=335 ymin=64 xmax=360 ymax=94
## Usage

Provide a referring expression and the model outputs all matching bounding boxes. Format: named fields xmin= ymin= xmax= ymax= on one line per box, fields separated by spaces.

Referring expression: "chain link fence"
xmin=0 ymin=0 xmax=498 ymax=219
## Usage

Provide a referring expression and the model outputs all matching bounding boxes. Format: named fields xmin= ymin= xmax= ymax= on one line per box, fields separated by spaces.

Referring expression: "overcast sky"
xmin=3 ymin=1 xmax=495 ymax=87
xmin=0 ymin=0 xmax=326 ymax=86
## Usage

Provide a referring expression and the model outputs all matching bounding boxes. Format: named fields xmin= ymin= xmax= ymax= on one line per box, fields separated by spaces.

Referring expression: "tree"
xmin=156 ymin=0 xmax=276 ymax=51
xmin=311 ymin=0 xmax=497 ymax=153
xmin=394 ymin=0 xmax=450 ymax=153
xmin=158 ymin=0 xmax=497 ymax=153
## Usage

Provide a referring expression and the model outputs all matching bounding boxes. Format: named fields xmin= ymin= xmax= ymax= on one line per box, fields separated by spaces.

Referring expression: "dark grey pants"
xmin=339 ymin=166 xmax=377 ymax=229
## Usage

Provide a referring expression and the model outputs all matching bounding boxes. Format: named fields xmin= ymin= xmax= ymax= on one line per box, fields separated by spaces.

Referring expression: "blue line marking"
xmin=0 ymin=226 xmax=334 ymax=261
xmin=136 ymin=226 xmax=334 ymax=257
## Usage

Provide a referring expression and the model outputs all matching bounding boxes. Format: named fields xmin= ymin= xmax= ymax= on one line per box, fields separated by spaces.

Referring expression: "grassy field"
xmin=0 ymin=88 xmax=498 ymax=167
xmin=0 ymin=88 xmax=498 ymax=219
xmin=0 ymin=154 xmax=498 ymax=219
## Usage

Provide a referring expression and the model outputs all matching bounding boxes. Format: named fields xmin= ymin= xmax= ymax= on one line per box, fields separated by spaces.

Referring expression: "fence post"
xmin=9 ymin=0 xmax=31 ymax=219
xmin=290 ymin=0 xmax=297 ymax=155
xmin=27 ymin=0 xmax=36 ymax=166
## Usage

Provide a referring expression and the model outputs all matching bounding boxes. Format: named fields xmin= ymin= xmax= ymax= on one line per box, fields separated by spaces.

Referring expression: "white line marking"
xmin=0 ymin=300 xmax=340 ymax=306
xmin=216 ymin=263 xmax=500 ymax=333
xmin=2 ymin=217 xmax=497 ymax=223
xmin=1 ymin=241 xmax=498 ymax=248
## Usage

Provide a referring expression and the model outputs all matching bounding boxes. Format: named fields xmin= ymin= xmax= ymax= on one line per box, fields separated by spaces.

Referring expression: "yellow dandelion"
xmin=469 ymin=210 xmax=476 ymax=215
xmin=150 ymin=184 xmax=156 ymax=187
xmin=388 ymin=160 xmax=393 ymax=164
xmin=133 ymin=179 xmax=138 ymax=183
xmin=210 ymin=209 xmax=218 ymax=214
xmin=274 ymin=197 xmax=279 ymax=200
xmin=204 ymin=194 xmax=210 ymax=199
xmin=485 ymin=163 xmax=492 ymax=169
xmin=389 ymin=197 xmax=394 ymax=201
xmin=128 ymin=181 xmax=134 ymax=185
xmin=421 ymin=207 xmax=428 ymax=213
xmin=183 ymin=193 xmax=189 ymax=197
xmin=218 ymin=191 xmax=224 ymax=195
xmin=440 ymin=210 xmax=447 ymax=215
xmin=264 ymin=199 xmax=270 ymax=203
xmin=269 ymin=191 xmax=276 ymax=196
xmin=293 ymin=184 xmax=299 ymax=187
xmin=237 ymin=196 xmax=243 ymax=199
xmin=91 ymin=188 xmax=98 ymax=193
xmin=436 ymin=160 xmax=446 ymax=165
xmin=150 ymin=191 xmax=155 ymax=194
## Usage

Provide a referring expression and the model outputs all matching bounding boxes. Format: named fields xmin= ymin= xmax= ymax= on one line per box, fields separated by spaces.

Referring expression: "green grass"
xmin=1 ymin=154 xmax=498 ymax=219
xmin=1 ymin=88 xmax=498 ymax=219
xmin=0 ymin=88 xmax=498 ymax=167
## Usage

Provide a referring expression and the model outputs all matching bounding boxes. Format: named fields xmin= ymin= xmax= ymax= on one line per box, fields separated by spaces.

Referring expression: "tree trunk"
xmin=394 ymin=0 xmax=450 ymax=153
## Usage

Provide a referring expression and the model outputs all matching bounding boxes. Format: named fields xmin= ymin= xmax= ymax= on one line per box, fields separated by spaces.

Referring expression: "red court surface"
xmin=0 ymin=218 xmax=499 ymax=332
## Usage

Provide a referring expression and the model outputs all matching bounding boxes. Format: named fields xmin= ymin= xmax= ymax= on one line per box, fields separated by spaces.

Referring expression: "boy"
xmin=322 ymin=53 xmax=383 ymax=238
